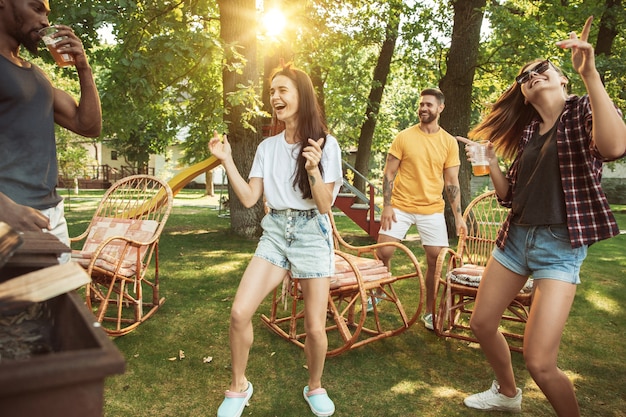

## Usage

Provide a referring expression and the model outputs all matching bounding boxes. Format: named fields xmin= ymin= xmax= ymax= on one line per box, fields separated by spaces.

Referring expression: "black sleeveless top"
xmin=0 ymin=55 xmax=61 ymax=210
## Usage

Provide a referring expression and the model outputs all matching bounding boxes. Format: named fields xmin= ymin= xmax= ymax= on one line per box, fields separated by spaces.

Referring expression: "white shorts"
xmin=378 ymin=208 xmax=449 ymax=247
xmin=39 ymin=199 xmax=70 ymax=264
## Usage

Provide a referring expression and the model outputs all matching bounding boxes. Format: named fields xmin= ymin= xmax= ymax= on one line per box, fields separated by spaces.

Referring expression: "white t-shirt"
xmin=249 ymin=131 xmax=343 ymax=210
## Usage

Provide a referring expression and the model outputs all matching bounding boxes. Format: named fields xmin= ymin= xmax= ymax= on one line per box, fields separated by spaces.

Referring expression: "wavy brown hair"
xmin=469 ymin=59 xmax=567 ymax=160
xmin=269 ymin=63 xmax=328 ymax=200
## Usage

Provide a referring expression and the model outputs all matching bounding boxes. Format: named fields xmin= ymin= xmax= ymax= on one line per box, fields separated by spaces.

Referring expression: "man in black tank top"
xmin=0 ymin=0 xmax=101 ymax=246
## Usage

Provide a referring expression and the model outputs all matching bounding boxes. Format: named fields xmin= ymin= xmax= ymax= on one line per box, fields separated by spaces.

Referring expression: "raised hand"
xmin=556 ymin=16 xmax=596 ymax=78
xmin=208 ymin=130 xmax=231 ymax=161
xmin=51 ymin=25 xmax=89 ymax=69
xmin=303 ymin=137 xmax=325 ymax=171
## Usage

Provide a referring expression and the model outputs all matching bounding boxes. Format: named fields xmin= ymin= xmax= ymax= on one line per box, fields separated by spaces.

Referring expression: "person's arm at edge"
xmin=0 ymin=192 xmax=50 ymax=232
xmin=51 ymin=26 xmax=101 ymax=138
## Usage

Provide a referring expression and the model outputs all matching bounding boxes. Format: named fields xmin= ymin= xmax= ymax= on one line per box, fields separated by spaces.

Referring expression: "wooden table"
xmin=1 ymin=231 xmax=70 ymax=281
xmin=0 ymin=223 xmax=125 ymax=417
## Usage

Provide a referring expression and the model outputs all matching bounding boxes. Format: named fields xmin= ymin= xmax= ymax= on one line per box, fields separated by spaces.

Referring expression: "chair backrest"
xmin=74 ymin=175 xmax=173 ymax=275
xmin=459 ymin=190 xmax=508 ymax=267
xmin=92 ymin=175 xmax=173 ymax=223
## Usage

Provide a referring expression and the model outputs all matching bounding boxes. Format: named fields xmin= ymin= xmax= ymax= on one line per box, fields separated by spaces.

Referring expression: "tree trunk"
xmin=595 ymin=0 xmax=621 ymax=83
xmin=439 ymin=0 xmax=486 ymax=238
xmin=353 ymin=2 xmax=402 ymax=193
xmin=310 ymin=65 xmax=326 ymax=122
xmin=205 ymin=171 xmax=214 ymax=196
xmin=218 ymin=0 xmax=264 ymax=238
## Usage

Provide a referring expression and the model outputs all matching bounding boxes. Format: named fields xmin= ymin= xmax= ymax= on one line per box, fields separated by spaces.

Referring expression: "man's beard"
xmin=419 ymin=112 xmax=436 ymax=124
xmin=21 ymin=36 xmax=40 ymax=56
xmin=13 ymin=10 xmax=40 ymax=55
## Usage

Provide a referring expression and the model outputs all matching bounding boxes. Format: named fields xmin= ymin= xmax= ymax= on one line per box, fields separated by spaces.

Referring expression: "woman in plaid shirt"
xmin=460 ymin=17 xmax=626 ymax=416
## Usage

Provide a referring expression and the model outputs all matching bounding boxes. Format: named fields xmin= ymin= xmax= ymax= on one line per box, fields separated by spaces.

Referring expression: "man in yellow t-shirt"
xmin=376 ymin=88 xmax=467 ymax=330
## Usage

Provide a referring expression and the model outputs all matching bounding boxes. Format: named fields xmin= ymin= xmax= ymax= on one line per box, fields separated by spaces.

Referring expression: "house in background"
xmin=60 ymin=142 xmax=226 ymax=192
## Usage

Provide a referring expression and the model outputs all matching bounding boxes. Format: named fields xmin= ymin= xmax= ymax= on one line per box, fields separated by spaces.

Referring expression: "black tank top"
xmin=0 ymin=56 xmax=61 ymax=210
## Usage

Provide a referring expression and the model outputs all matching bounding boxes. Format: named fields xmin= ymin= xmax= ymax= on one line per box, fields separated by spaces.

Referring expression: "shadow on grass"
xmin=64 ymin=191 xmax=626 ymax=417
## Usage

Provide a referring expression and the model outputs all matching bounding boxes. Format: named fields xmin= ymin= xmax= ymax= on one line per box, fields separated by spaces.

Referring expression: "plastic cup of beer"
xmin=38 ymin=26 xmax=75 ymax=67
xmin=469 ymin=141 xmax=490 ymax=176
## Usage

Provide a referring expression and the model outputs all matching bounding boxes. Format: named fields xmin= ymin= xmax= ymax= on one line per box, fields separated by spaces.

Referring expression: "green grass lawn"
xmin=63 ymin=190 xmax=626 ymax=417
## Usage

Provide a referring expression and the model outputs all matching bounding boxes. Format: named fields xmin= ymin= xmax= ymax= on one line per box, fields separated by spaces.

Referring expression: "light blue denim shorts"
xmin=492 ymin=223 xmax=587 ymax=284
xmin=254 ymin=208 xmax=334 ymax=279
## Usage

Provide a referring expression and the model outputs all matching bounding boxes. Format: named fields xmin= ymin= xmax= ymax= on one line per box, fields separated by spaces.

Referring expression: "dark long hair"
xmin=469 ymin=59 xmax=567 ymax=160
xmin=269 ymin=63 xmax=328 ymax=199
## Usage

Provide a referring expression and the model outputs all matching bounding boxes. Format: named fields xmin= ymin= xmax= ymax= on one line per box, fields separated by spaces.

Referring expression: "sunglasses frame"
xmin=516 ymin=60 xmax=551 ymax=85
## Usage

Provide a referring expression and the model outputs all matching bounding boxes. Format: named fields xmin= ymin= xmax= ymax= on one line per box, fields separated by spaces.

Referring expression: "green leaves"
xmin=45 ymin=0 xmax=624 ymax=176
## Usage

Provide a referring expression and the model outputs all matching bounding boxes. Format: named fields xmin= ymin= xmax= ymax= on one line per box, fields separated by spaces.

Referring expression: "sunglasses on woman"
xmin=515 ymin=60 xmax=551 ymax=85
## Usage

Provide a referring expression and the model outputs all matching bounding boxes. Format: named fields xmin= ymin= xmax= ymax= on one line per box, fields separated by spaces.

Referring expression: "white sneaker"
xmin=366 ymin=290 xmax=384 ymax=312
xmin=366 ymin=297 xmax=381 ymax=312
xmin=464 ymin=380 xmax=522 ymax=412
xmin=421 ymin=313 xmax=434 ymax=331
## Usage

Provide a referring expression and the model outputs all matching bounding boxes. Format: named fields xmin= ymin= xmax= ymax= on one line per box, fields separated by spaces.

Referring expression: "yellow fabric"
xmin=389 ymin=124 xmax=460 ymax=214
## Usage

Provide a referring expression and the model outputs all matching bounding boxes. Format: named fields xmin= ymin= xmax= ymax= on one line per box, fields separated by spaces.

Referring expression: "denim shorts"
xmin=254 ymin=208 xmax=334 ymax=279
xmin=492 ymin=223 xmax=587 ymax=284
xmin=378 ymin=208 xmax=449 ymax=246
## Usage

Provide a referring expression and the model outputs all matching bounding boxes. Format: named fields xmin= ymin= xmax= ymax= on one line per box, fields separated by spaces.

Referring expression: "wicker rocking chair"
xmin=70 ymin=175 xmax=173 ymax=336
xmin=261 ymin=211 xmax=425 ymax=356
xmin=433 ymin=190 xmax=533 ymax=352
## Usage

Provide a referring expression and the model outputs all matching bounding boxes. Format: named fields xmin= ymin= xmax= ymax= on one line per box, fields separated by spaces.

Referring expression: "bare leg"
xmin=299 ymin=277 xmax=332 ymax=390
xmin=227 ymin=257 xmax=287 ymax=392
xmin=469 ymin=258 xmax=529 ymax=397
xmin=376 ymin=233 xmax=399 ymax=269
xmin=423 ymin=244 xmax=444 ymax=315
xmin=524 ymin=279 xmax=579 ymax=417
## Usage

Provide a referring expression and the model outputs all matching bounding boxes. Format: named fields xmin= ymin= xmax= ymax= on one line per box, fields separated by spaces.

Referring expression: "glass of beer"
xmin=469 ymin=141 xmax=490 ymax=176
xmin=38 ymin=26 xmax=75 ymax=67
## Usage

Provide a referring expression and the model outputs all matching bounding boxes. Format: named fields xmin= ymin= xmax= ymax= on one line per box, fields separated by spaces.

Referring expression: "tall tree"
xmin=218 ymin=0 xmax=265 ymax=238
xmin=595 ymin=0 xmax=623 ymax=84
xmin=439 ymin=0 xmax=486 ymax=237
xmin=95 ymin=0 xmax=224 ymax=173
xmin=353 ymin=1 xmax=403 ymax=192
xmin=46 ymin=0 xmax=625 ymax=214
xmin=302 ymin=1 xmax=396 ymax=154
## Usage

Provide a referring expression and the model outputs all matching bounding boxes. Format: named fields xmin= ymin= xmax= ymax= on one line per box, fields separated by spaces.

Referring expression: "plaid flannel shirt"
xmin=496 ymin=95 xmax=624 ymax=249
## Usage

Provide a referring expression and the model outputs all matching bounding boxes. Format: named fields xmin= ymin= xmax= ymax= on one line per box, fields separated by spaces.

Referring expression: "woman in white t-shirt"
xmin=210 ymin=63 xmax=342 ymax=417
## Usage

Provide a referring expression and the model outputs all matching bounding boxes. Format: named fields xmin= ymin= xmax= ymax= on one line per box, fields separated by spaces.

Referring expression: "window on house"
xmin=111 ymin=150 xmax=118 ymax=160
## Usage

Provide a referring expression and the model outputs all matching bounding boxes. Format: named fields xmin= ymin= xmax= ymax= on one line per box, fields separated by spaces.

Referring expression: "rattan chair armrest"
xmin=435 ymin=247 xmax=462 ymax=285
xmin=69 ymin=229 xmax=90 ymax=244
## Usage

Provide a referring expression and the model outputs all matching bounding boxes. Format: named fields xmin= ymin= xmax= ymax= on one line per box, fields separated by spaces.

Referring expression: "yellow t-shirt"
xmin=388 ymin=124 xmax=460 ymax=214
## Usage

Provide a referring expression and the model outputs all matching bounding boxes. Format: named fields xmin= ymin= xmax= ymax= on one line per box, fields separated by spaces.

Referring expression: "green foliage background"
xmin=41 ymin=0 xmax=625 ymax=176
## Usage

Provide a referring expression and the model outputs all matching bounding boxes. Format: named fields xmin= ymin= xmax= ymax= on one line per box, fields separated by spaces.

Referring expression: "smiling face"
xmin=270 ymin=74 xmax=300 ymax=126
xmin=518 ymin=60 xmax=568 ymax=100
xmin=418 ymin=94 xmax=443 ymax=124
